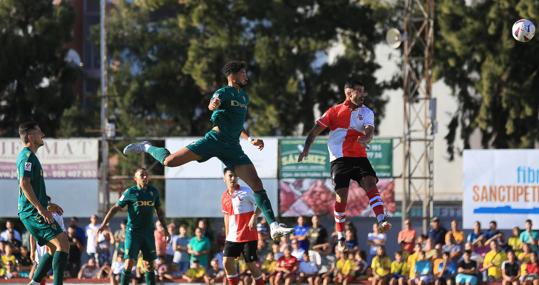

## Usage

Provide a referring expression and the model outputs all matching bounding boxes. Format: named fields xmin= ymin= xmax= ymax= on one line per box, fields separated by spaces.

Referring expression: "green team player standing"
xmin=99 ymin=168 xmax=168 ymax=285
xmin=16 ymin=121 xmax=69 ymax=285
xmin=123 ymin=60 xmax=293 ymax=239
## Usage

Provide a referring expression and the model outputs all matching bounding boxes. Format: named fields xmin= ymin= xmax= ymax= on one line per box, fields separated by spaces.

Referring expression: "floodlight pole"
xmin=401 ymin=0 xmax=436 ymax=234
xmin=99 ymin=0 xmax=110 ymax=216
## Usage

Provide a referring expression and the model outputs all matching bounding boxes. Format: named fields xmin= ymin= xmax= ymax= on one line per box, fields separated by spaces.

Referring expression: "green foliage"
xmin=0 ymin=0 xmax=79 ymax=137
xmin=436 ymin=0 xmax=539 ymax=158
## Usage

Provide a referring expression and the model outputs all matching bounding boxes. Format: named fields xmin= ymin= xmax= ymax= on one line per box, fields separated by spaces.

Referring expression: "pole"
xmin=99 ymin=0 xmax=109 ymax=215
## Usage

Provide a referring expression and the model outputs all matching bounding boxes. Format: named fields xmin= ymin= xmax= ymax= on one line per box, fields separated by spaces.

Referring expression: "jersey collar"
xmin=226 ymin=184 xmax=241 ymax=195
xmin=344 ymin=99 xmax=361 ymax=109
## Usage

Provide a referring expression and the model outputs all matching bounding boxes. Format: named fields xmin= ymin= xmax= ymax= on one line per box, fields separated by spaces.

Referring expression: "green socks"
xmin=52 ymin=251 xmax=67 ymax=285
xmin=145 ymin=271 xmax=156 ymax=285
xmin=253 ymin=190 xmax=276 ymax=224
xmin=147 ymin=146 xmax=171 ymax=165
xmin=120 ymin=269 xmax=132 ymax=285
xmin=33 ymin=253 xmax=53 ymax=282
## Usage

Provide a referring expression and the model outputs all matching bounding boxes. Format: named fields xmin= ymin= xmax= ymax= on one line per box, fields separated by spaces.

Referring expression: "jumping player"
xmin=221 ymin=168 xmax=265 ymax=285
xmin=99 ymin=168 xmax=169 ymax=285
xmin=16 ymin=121 xmax=69 ymax=285
xmin=123 ymin=60 xmax=292 ymax=239
xmin=298 ymin=79 xmax=391 ymax=249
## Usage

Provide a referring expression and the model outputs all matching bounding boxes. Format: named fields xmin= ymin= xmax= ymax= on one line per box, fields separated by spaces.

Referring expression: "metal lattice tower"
xmin=401 ymin=0 xmax=436 ymax=233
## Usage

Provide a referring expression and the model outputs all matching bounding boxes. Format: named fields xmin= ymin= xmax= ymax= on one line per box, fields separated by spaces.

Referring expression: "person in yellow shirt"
xmin=519 ymin=243 xmax=533 ymax=277
xmin=335 ymin=251 xmax=357 ymax=285
xmin=262 ymin=252 xmax=277 ymax=285
xmin=483 ymin=240 xmax=507 ymax=281
xmin=0 ymin=244 xmax=18 ymax=278
xmin=390 ymin=251 xmax=408 ymax=285
xmin=445 ymin=219 xmax=464 ymax=245
xmin=507 ymin=227 xmax=523 ymax=255
xmin=372 ymin=246 xmax=391 ymax=285
xmin=183 ymin=260 xmax=206 ymax=283
xmin=407 ymin=243 xmax=422 ymax=279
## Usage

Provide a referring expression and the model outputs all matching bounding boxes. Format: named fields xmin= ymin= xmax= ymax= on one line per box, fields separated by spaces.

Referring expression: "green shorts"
xmin=186 ymin=130 xmax=252 ymax=169
xmin=124 ymin=230 xmax=156 ymax=261
xmin=20 ymin=213 xmax=63 ymax=246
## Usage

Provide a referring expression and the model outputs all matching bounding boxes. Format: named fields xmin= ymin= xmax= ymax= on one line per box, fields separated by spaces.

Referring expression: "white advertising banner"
xmin=165 ymin=137 xmax=278 ymax=178
xmin=463 ymin=150 xmax=539 ymax=229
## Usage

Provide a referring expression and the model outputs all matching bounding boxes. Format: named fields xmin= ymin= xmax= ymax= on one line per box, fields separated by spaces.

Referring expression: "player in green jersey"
xmin=16 ymin=121 xmax=69 ymax=285
xmin=99 ymin=168 xmax=168 ymax=285
xmin=123 ymin=60 xmax=293 ymax=240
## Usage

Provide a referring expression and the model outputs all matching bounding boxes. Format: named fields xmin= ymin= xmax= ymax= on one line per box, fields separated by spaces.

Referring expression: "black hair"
xmin=18 ymin=121 xmax=39 ymax=143
xmin=344 ymin=78 xmax=364 ymax=90
xmin=222 ymin=61 xmax=246 ymax=76
xmin=490 ymin=220 xmax=497 ymax=225
xmin=223 ymin=167 xmax=234 ymax=174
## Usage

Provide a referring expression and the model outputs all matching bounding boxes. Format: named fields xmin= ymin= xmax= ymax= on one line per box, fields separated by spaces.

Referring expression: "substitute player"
xmin=123 ymin=60 xmax=292 ymax=240
xmin=16 ymin=121 xmax=69 ymax=285
xmin=98 ymin=168 xmax=169 ymax=285
xmin=298 ymin=79 xmax=391 ymax=248
xmin=221 ymin=168 xmax=264 ymax=285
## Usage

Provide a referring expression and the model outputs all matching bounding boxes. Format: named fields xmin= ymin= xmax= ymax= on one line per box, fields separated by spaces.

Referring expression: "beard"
xmin=236 ymin=79 xmax=248 ymax=88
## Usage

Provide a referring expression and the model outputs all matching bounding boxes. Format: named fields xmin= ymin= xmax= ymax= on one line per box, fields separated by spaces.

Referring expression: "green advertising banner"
xmin=279 ymin=137 xmax=393 ymax=178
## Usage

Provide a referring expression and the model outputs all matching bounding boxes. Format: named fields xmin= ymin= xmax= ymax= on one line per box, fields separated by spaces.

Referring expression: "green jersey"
xmin=16 ymin=147 xmax=48 ymax=218
xmin=210 ymin=86 xmax=249 ymax=142
xmin=117 ymin=185 xmax=160 ymax=232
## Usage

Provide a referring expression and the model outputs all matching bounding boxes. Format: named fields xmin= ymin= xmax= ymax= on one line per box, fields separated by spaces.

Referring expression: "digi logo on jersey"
xmin=230 ymin=100 xmax=247 ymax=109
xmin=135 ymin=200 xmax=155 ymax=207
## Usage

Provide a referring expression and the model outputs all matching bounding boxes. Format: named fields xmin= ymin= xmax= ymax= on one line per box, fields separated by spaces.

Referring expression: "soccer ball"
xmin=512 ymin=19 xmax=535 ymax=42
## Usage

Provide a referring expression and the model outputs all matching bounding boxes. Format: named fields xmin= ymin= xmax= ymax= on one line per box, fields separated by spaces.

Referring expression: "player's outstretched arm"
xmin=241 ymin=129 xmax=264 ymax=150
xmin=298 ymin=124 xmax=326 ymax=162
xmin=20 ymin=177 xmax=53 ymax=224
xmin=99 ymin=205 xmax=123 ymax=233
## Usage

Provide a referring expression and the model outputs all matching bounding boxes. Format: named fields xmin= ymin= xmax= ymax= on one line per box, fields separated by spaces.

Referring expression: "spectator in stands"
xmin=113 ymin=219 xmax=126 ymax=258
xmin=197 ymin=219 xmax=214 ymax=243
xmin=272 ymin=242 xmax=284 ymax=260
xmin=446 ymin=219 xmax=464 ymax=245
xmin=294 ymin=216 xmax=310 ymax=251
xmin=501 ymin=250 xmax=520 ymax=285
xmin=166 ymin=222 xmax=178 ymax=263
xmin=316 ymin=245 xmax=336 ymax=285
xmin=1 ymin=244 xmax=18 ymax=279
xmin=484 ymin=220 xmax=504 ymax=246
xmin=372 ymin=246 xmax=391 ymax=285
xmin=412 ymin=251 xmax=433 ymax=285
xmin=520 ymin=220 xmax=538 ymax=252
xmin=154 ymin=220 xmax=167 ymax=259
xmin=69 ymin=217 xmax=87 ymax=246
xmin=0 ymin=220 xmax=21 ymax=243
xmin=417 ymin=234 xmax=428 ymax=249
xmin=17 ymin=246 xmax=32 ymax=278
xmin=3 ymin=230 xmax=21 ymax=251
xmin=483 ymin=240 xmax=507 ymax=281
xmin=262 ymin=252 xmax=277 ymax=285
xmin=443 ymin=234 xmax=463 ymax=260
xmin=434 ymin=251 xmax=457 ymax=285
xmin=429 ymin=217 xmax=447 ymax=246
xmin=298 ymin=251 xmax=319 ymax=285
xmin=369 ymin=223 xmax=387 ymax=263
xmin=258 ymin=237 xmax=270 ymax=262
xmin=456 ymin=250 xmax=478 ymax=285
xmin=508 ymin=227 xmax=523 ymax=255
xmin=466 ymin=221 xmax=484 ymax=249
xmin=523 ymin=252 xmax=539 ymax=285
xmin=461 ymin=243 xmax=481 ymax=263
xmin=86 ymin=214 xmax=101 ymax=259
xmin=390 ymin=251 xmax=408 ymax=285
xmin=110 ymin=254 xmax=125 ymax=285
xmin=184 ymin=259 xmax=206 ymax=283
xmin=155 ymin=256 xmax=174 ymax=282
xmin=344 ymin=229 xmax=360 ymax=253
xmin=173 ymin=224 xmax=191 ymax=274
xmin=398 ymin=219 xmax=417 ymax=254
xmin=96 ymin=224 xmax=113 ymax=266
xmin=204 ymin=258 xmax=225 ymax=285
xmin=408 ymin=243 xmax=423 ymax=281
xmin=188 ymin=227 xmax=211 ymax=268
xmin=275 ymin=247 xmax=299 ymax=285
xmin=78 ymin=257 xmax=103 ymax=279
xmin=291 ymin=239 xmax=305 ymax=261
xmin=335 ymin=251 xmax=357 ymax=285
xmin=424 ymin=239 xmax=437 ymax=260
xmin=519 ymin=244 xmax=533 ymax=277
xmin=308 ymin=215 xmax=329 ymax=251
xmin=257 ymin=217 xmax=270 ymax=241
xmin=67 ymin=225 xmax=84 ymax=278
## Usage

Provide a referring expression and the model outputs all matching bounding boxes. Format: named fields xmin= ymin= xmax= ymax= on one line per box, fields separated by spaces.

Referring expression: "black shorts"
xmin=223 ymin=240 xmax=258 ymax=262
xmin=330 ymin=157 xmax=378 ymax=190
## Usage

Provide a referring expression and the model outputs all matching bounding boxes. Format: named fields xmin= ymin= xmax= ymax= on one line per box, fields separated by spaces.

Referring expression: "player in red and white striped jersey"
xmin=298 ymin=79 xmax=391 ymax=250
xmin=221 ymin=168 xmax=264 ymax=285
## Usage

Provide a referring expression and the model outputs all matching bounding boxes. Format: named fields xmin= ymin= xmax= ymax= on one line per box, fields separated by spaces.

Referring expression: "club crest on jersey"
xmin=358 ymin=114 xmax=363 ymax=120
xmin=24 ymin=162 xmax=32 ymax=171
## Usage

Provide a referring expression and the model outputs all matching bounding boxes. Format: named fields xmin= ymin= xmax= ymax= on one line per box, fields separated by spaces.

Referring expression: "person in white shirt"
xmin=298 ymin=252 xmax=319 ymax=285
xmin=85 ymin=214 xmax=101 ymax=259
xmin=368 ymin=223 xmax=386 ymax=263
xmin=0 ymin=220 xmax=21 ymax=242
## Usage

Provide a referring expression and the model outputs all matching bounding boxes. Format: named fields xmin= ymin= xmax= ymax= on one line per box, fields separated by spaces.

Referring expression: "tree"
xmin=0 ymin=0 xmax=79 ymax=137
xmin=436 ymin=0 xmax=539 ymax=158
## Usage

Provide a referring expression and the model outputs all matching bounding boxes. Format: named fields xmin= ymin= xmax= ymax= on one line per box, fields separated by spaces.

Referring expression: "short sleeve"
xmin=364 ymin=108 xmax=375 ymax=127
xmin=316 ymin=107 xmax=334 ymax=129
xmin=116 ymin=190 xmax=131 ymax=208
xmin=212 ymin=89 xmax=230 ymax=107
xmin=18 ymin=155 xmax=33 ymax=178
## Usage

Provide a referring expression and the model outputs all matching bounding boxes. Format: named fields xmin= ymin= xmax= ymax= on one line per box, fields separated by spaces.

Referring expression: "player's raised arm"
xmin=298 ymin=123 xmax=327 ymax=162
xmin=19 ymin=177 xmax=53 ymax=224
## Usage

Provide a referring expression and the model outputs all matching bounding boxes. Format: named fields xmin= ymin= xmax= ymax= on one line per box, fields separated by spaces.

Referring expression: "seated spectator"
xmin=443 ymin=235 xmax=463 ymax=260
xmin=78 ymin=257 xmax=102 ymax=279
xmin=308 ymin=215 xmax=329 ymax=251
xmin=424 ymin=240 xmax=437 ymax=260
xmin=335 ymin=251 xmax=357 ymax=285
xmin=428 ymin=217 xmax=447 ymax=246
xmin=508 ymin=227 xmax=523 ymax=256
xmin=298 ymin=251 xmax=319 ymax=285
xmin=257 ymin=217 xmax=270 ymax=241
xmin=520 ymin=220 xmax=538 ymax=252
xmin=258 ymin=237 xmax=270 ymax=262
xmin=291 ymin=239 xmax=305 ymax=261
xmin=466 ymin=221 xmax=484 ymax=250
xmin=484 ymin=221 xmax=503 ymax=245
xmin=398 ymin=219 xmax=417 ymax=254
xmin=408 ymin=243 xmax=423 ymax=280
xmin=0 ymin=220 xmax=21 ymax=242
xmin=1 ymin=244 xmax=18 ymax=279
xmin=371 ymin=246 xmax=391 ymax=285
xmin=17 ymin=246 xmax=32 ymax=279
xmin=390 ymin=251 xmax=408 ymax=285
xmin=412 ymin=251 xmax=433 ymax=285
xmin=272 ymin=242 xmax=284 ymax=260
xmin=369 ymin=223 xmax=387 ymax=264
xmin=262 ymin=252 xmax=277 ymax=285
xmin=293 ymin=216 xmax=310 ymax=251
xmin=446 ymin=219 xmax=464 ymax=245
xmin=520 ymin=244 xmax=534 ymax=279
xmin=4 ymin=230 xmax=21 ymax=251
xmin=316 ymin=246 xmax=336 ymax=285
xmin=355 ymin=250 xmax=369 ymax=277
xmin=483 ymin=240 xmax=507 ymax=281
xmin=344 ymin=229 xmax=359 ymax=253
xmin=280 ymin=235 xmax=291 ymax=253
xmin=110 ymin=255 xmax=124 ymax=285
xmin=522 ymin=252 xmax=539 ymax=285
xmin=204 ymin=258 xmax=224 ymax=285
xmin=456 ymin=250 xmax=478 ymax=285
xmin=501 ymin=250 xmax=520 ymax=285
xmin=275 ymin=247 xmax=299 ymax=285
xmin=184 ymin=260 xmax=206 ymax=283
xmin=434 ymin=252 xmax=457 ymax=285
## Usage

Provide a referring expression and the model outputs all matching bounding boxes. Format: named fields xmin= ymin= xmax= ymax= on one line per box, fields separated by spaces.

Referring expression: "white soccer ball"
xmin=512 ymin=19 xmax=535 ymax=42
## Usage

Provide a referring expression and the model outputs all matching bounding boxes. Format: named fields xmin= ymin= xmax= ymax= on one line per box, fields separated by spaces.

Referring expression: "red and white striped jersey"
xmin=221 ymin=185 xmax=258 ymax=242
xmin=316 ymin=100 xmax=375 ymax=161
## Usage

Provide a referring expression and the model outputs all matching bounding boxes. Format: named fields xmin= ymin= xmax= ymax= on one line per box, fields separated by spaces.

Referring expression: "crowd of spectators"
xmin=0 ymin=215 xmax=539 ymax=285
